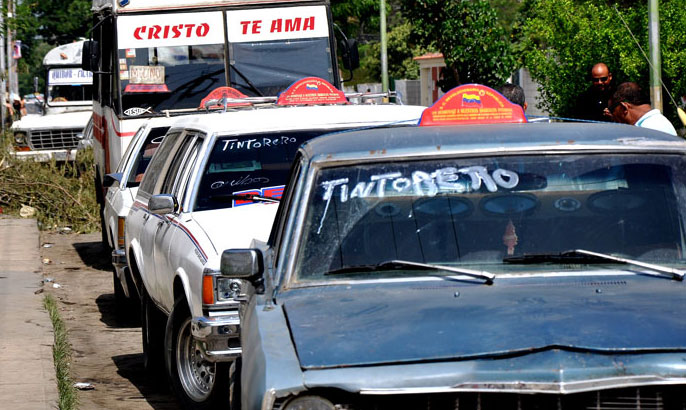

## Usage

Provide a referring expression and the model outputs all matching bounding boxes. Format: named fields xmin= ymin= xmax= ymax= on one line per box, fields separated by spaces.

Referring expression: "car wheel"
xmin=167 ymin=296 xmax=230 ymax=409
xmin=141 ymin=286 xmax=166 ymax=374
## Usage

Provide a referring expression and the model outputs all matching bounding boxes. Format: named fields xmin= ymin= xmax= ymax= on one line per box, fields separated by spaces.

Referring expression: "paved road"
xmin=0 ymin=217 xmax=58 ymax=409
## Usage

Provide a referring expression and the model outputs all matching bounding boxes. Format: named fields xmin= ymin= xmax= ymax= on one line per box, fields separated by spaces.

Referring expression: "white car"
xmin=103 ymin=117 xmax=175 ymax=311
xmin=125 ymin=100 xmax=425 ymax=408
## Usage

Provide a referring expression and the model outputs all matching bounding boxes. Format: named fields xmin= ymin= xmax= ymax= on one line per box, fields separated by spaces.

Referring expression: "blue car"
xmin=220 ymin=87 xmax=686 ymax=410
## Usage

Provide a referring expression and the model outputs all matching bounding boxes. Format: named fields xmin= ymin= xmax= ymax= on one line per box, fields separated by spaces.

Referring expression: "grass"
xmin=43 ymin=294 xmax=78 ymax=410
xmin=0 ymin=131 xmax=100 ymax=232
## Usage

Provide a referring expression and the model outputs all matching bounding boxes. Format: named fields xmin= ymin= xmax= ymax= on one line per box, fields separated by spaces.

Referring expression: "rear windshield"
xmin=194 ymin=130 xmax=322 ymax=211
xmin=126 ymin=126 xmax=169 ymax=187
xmin=295 ymin=153 xmax=686 ymax=281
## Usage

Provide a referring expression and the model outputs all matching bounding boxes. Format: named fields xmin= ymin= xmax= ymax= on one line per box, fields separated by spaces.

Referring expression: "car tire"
xmin=167 ymin=295 xmax=230 ymax=409
xmin=141 ymin=286 xmax=166 ymax=374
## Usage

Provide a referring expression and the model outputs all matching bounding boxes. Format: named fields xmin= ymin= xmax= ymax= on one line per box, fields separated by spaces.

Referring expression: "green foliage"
xmin=0 ymin=132 xmax=99 ymax=233
xmin=402 ymin=0 xmax=516 ymax=89
xmin=44 ymin=294 xmax=79 ymax=410
xmin=365 ymin=22 xmax=430 ymax=81
xmin=517 ymin=0 xmax=686 ymax=124
xmin=12 ymin=0 xmax=91 ymax=96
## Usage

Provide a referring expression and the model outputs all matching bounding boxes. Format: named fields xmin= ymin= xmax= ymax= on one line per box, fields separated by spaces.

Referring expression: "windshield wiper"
xmin=325 ymin=259 xmax=495 ymax=284
xmin=503 ymin=249 xmax=684 ymax=281
xmin=229 ymin=64 xmax=264 ymax=97
xmin=208 ymin=193 xmax=280 ymax=203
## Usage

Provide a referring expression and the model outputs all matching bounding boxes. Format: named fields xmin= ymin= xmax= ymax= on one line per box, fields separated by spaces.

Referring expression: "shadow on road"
xmin=112 ymin=354 xmax=181 ymax=410
xmin=72 ymin=240 xmax=112 ymax=271
xmin=96 ymin=293 xmax=141 ymax=328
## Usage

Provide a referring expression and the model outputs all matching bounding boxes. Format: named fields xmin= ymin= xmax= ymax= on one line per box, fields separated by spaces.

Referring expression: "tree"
xmin=11 ymin=0 xmax=91 ymax=95
xmin=402 ymin=0 xmax=516 ymax=89
xmin=517 ymin=0 xmax=686 ymax=124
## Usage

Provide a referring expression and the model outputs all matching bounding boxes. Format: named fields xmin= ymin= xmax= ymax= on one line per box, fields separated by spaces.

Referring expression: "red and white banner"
xmin=117 ymin=11 xmax=224 ymax=49
xmin=226 ymin=6 xmax=328 ymax=43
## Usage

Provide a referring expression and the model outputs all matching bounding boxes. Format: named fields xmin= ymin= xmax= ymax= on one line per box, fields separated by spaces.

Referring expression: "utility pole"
xmin=648 ymin=0 xmax=662 ymax=111
xmin=380 ymin=0 xmax=389 ymax=94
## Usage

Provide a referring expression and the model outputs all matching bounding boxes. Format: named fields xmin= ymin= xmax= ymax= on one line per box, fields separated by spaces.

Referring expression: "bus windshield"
xmin=47 ymin=67 xmax=93 ymax=104
xmin=117 ymin=6 xmax=334 ymax=115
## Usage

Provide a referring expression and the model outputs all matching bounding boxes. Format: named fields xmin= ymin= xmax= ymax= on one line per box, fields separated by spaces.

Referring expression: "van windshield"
xmin=295 ymin=154 xmax=686 ymax=281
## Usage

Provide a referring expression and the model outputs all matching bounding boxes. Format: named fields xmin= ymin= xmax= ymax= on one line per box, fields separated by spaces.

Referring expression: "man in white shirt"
xmin=607 ymin=82 xmax=677 ymax=136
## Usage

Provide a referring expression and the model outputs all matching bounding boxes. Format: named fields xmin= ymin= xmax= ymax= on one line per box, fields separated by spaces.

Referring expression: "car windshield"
xmin=194 ymin=130 xmax=325 ymax=211
xmin=294 ymin=153 xmax=686 ymax=281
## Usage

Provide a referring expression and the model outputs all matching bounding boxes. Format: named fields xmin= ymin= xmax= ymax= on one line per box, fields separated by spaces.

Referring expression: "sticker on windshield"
xmin=232 ymin=185 xmax=284 ymax=207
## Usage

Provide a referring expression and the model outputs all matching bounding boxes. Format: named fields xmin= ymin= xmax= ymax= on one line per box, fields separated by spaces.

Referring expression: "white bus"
xmin=11 ymin=41 xmax=92 ymax=161
xmin=83 ymin=0 xmax=357 ymax=211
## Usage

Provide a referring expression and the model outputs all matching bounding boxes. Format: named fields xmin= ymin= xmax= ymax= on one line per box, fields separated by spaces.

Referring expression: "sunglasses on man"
xmin=592 ymin=76 xmax=609 ymax=83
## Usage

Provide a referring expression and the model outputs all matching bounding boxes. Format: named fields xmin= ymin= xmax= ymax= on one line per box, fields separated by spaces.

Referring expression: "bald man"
xmin=572 ymin=63 xmax=615 ymax=122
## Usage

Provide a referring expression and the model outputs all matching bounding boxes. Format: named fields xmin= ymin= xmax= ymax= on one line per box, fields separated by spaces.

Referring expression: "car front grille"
xmin=28 ymin=128 xmax=81 ymax=150
xmin=321 ymin=386 xmax=686 ymax=410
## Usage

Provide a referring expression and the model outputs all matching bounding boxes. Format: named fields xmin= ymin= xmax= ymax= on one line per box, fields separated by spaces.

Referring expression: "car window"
xmin=174 ymin=137 xmax=204 ymax=212
xmin=159 ymin=133 xmax=198 ymax=196
xmin=126 ymin=126 xmax=170 ymax=187
xmin=193 ymin=130 xmax=325 ymax=211
xmin=138 ymin=131 xmax=181 ymax=196
xmin=294 ymin=153 xmax=686 ymax=281
xmin=116 ymin=126 xmax=144 ymax=175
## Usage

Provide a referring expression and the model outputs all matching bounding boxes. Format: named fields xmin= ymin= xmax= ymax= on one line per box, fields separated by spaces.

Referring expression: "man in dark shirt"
xmin=572 ymin=63 xmax=614 ymax=122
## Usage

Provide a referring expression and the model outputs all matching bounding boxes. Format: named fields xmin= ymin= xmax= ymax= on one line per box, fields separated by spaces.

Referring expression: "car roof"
xmin=301 ymin=122 xmax=686 ymax=165
xmin=166 ymin=104 xmax=426 ymax=136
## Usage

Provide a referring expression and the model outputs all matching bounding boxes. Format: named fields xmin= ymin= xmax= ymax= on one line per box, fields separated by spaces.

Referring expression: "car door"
xmin=152 ymin=131 xmax=204 ymax=308
xmin=134 ymin=130 xmax=182 ymax=299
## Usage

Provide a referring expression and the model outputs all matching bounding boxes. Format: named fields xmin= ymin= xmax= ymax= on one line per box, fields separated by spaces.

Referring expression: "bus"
xmin=82 ymin=0 xmax=358 ymax=212
xmin=11 ymin=41 xmax=92 ymax=161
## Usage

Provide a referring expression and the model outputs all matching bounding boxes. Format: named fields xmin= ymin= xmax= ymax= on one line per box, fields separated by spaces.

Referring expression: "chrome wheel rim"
xmin=176 ymin=317 xmax=215 ymax=401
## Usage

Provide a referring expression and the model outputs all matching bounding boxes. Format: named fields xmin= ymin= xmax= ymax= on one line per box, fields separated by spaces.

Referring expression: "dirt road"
xmin=40 ymin=231 xmax=180 ymax=409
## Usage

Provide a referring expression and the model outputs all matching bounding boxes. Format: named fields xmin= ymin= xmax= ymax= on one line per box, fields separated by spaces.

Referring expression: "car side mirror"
xmin=220 ymin=249 xmax=263 ymax=279
xmin=81 ymin=40 xmax=99 ymax=72
xmin=148 ymin=194 xmax=177 ymax=215
xmin=341 ymin=38 xmax=360 ymax=71
xmin=103 ymin=173 xmax=123 ymax=188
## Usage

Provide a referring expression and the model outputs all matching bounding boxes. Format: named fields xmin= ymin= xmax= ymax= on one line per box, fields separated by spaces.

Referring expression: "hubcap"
xmin=176 ymin=317 xmax=215 ymax=401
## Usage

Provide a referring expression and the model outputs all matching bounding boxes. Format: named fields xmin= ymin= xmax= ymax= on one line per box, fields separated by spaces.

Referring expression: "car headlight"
xmin=216 ymin=277 xmax=242 ymax=302
xmin=14 ymin=132 xmax=27 ymax=145
xmin=283 ymin=396 xmax=336 ymax=410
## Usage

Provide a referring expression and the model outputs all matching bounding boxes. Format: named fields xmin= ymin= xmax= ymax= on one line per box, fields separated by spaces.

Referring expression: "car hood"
xmin=192 ymin=203 xmax=279 ymax=258
xmin=11 ymin=110 xmax=91 ymax=130
xmin=282 ymin=273 xmax=686 ymax=369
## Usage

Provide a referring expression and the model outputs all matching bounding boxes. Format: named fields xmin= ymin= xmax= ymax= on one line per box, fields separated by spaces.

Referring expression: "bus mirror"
xmin=341 ymin=38 xmax=360 ymax=71
xmin=81 ymin=40 xmax=99 ymax=72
